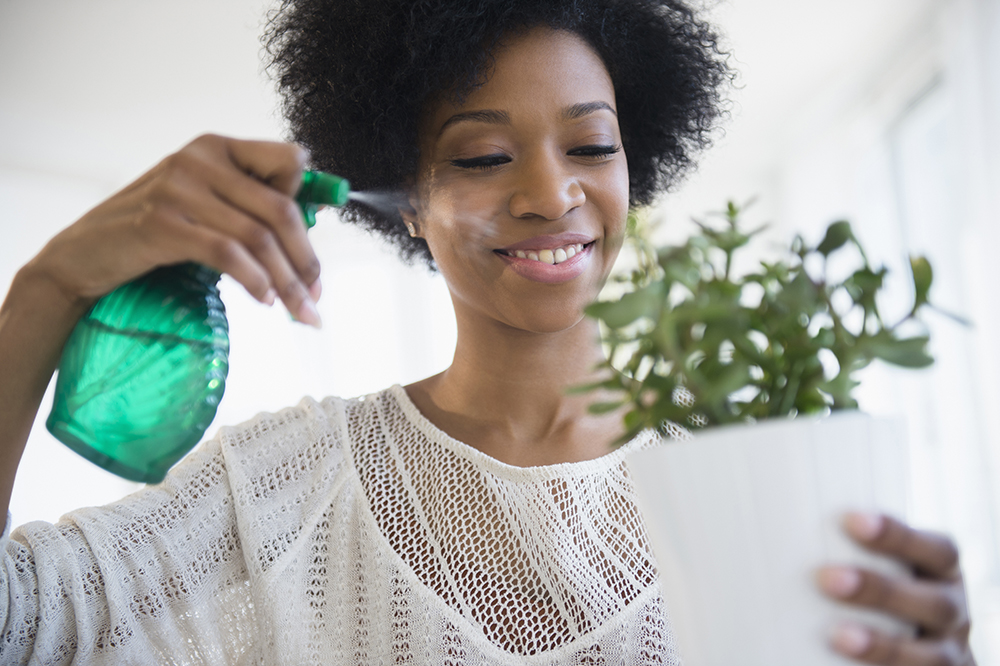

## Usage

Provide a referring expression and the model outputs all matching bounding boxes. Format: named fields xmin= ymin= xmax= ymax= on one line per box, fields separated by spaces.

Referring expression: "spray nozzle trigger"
xmin=296 ymin=171 xmax=351 ymax=228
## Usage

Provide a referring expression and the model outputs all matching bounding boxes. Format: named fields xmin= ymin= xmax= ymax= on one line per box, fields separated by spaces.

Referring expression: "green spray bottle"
xmin=46 ymin=171 xmax=350 ymax=483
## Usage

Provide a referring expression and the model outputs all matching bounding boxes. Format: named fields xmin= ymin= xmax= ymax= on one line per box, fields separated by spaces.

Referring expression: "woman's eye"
xmin=569 ymin=144 xmax=622 ymax=160
xmin=449 ymin=154 xmax=511 ymax=171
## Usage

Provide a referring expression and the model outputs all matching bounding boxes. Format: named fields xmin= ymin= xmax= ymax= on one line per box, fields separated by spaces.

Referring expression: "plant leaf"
xmin=870 ymin=335 xmax=934 ymax=368
xmin=588 ymin=401 xmax=626 ymax=415
xmin=817 ymin=221 xmax=854 ymax=256
xmin=910 ymin=256 xmax=932 ymax=309
xmin=586 ymin=284 xmax=662 ymax=328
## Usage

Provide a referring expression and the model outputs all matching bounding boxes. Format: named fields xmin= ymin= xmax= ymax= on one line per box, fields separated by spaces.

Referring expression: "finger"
xmin=308 ymin=275 xmax=322 ymax=302
xmin=181 ymin=185 xmax=320 ymax=326
xmin=817 ymin=566 xmax=966 ymax=633
xmin=150 ymin=140 xmax=321 ymax=301
xmin=175 ymin=135 xmax=319 ymax=290
xmin=843 ymin=513 xmax=960 ymax=579
xmin=149 ymin=214 xmax=275 ymax=305
xmin=224 ymin=136 xmax=310 ymax=197
xmin=829 ymin=623 xmax=970 ymax=666
xmin=213 ymin=161 xmax=320 ymax=285
xmin=208 ymin=160 xmax=322 ymax=292
xmin=178 ymin=134 xmax=307 ymax=196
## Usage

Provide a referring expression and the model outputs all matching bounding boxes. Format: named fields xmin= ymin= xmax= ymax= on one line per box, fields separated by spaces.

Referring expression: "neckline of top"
xmin=382 ymin=384 xmax=655 ymax=481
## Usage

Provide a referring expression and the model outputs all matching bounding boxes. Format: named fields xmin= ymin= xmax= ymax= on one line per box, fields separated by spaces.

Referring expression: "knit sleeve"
xmin=0 ymin=396 xmax=348 ymax=665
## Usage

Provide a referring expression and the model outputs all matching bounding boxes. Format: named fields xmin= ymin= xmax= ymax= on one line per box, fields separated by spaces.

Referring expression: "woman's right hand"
xmin=24 ymin=134 xmax=322 ymax=327
xmin=1 ymin=133 xmax=325 ymax=527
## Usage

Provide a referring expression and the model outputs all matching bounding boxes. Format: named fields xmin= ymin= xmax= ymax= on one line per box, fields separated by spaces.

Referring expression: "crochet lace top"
xmin=1 ymin=386 xmax=678 ymax=664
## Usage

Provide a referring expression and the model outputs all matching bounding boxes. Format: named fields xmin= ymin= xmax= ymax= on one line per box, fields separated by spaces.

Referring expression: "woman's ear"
xmin=399 ymin=180 xmax=422 ymax=238
xmin=399 ymin=204 xmax=420 ymax=238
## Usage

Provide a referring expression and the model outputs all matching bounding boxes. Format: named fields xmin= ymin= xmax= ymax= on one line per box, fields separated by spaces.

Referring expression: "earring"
xmin=405 ymin=221 xmax=417 ymax=237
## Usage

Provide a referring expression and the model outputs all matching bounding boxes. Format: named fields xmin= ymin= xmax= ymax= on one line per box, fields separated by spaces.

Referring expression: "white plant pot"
xmin=627 ymin=411 xmax=913 ymax=666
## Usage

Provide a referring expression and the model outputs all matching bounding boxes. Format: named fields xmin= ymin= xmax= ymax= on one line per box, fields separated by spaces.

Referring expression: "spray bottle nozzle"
xmin=296 ymin=171 xmax=351 ymax=228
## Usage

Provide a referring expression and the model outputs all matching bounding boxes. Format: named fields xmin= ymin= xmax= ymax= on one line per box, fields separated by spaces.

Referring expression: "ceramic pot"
xmin=627 ymin=411 xmax=913 ymax=666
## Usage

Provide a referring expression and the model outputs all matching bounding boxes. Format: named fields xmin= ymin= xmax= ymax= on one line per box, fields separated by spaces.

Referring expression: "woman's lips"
xmin=495 ymin=241 xmax=594 ymax=284
xmin=499 ymin=232 xmax=593 ymax=253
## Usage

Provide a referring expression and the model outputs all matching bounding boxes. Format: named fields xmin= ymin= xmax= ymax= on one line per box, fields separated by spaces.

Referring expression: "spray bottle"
xmin=46 ymin=171 xmax=350 ymax=483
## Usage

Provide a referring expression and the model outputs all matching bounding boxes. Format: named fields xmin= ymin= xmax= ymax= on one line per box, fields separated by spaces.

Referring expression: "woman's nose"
xmin=507 ymin=151 xmax=586 ymax=220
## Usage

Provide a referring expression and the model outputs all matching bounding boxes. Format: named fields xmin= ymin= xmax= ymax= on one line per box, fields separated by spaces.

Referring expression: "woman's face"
xmin=407 ymin=27 xmax=629 ymax=334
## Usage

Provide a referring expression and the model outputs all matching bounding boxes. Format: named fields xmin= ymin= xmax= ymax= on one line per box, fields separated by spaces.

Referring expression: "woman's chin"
xmin=497 ymin=308 xmax=595 ymax=336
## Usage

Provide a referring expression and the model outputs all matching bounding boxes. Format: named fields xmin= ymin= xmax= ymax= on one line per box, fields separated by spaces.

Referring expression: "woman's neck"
xmin=405 ymin=312 xmax=627 ymax=466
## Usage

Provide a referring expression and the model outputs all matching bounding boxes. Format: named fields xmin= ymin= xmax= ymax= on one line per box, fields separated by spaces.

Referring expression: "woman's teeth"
xmin=509 ymin=243 xmax=586 ymax=265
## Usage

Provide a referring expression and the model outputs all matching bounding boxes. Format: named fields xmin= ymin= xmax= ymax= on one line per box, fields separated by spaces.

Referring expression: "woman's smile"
xmin=494 ymin=235 xmax=595 ymax=284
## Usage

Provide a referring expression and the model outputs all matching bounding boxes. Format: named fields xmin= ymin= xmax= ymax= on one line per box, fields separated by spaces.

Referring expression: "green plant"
xmin=582 ymin=202 xmax=950 ymax=444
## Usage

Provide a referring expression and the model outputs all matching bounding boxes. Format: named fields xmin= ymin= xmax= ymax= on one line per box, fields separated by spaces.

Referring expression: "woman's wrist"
xmin=11 ymin=255 xmax=98 ymax=323
xmin=0 ymin=261 xmax=96 ymax=413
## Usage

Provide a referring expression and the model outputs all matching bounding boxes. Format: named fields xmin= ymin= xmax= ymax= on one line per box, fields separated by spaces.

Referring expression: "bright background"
xmin=2 ymin=0 xmax=998 ymax=658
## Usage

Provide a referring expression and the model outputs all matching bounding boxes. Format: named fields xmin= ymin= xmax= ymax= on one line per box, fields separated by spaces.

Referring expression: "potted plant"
xmin=583 ymin=203 xmax=951 ymax=665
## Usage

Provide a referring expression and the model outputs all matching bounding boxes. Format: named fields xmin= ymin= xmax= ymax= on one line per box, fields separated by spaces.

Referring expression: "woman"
xmin=0 ymin=0 xmax=975 ymax=663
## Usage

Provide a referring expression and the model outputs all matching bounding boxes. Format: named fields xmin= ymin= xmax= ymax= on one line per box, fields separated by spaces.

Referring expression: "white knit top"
xmin=1 ymin=386 xmax=678 ymax=665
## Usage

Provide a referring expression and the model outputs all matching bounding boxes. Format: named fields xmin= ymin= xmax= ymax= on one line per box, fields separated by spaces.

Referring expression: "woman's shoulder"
xmin=207 ymin=386 xmax=397 ymax=470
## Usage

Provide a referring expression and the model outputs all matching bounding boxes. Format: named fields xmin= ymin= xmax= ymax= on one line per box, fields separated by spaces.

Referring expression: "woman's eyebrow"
xmin=563 ymin=101 xmax=617 ymax=120
xmin=436 ymin=101 xmax=616 ymax=136
xmin=437 ymin=109 xmax=511 ymax=136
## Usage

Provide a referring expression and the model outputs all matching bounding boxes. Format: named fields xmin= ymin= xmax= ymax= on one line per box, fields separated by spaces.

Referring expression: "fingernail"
xmin=817 ymin=566 xmax=861 ymax=598
xmin=843 ymin=512 xmax=884 ymax=542
xmin=262 ymin=288 xmax=277 ymax=306
xmin=308 ymin=276 xmax=322 ymax=302
xmin=830 ymin=623 xmax=871 ymax=656
xmin=295 ymin=298 xmax=323 ymax=329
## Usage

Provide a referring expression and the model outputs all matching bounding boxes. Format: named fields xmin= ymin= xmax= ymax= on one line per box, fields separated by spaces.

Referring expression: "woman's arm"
xmin=0 ymin=135 xmax=321 ymax=531
xmin=817 ymin=513 xmax=976 ymax=665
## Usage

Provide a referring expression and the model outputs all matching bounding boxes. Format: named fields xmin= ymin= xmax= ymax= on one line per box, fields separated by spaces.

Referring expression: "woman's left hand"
xmin=816 ymin=513 xmax=976 ymax=665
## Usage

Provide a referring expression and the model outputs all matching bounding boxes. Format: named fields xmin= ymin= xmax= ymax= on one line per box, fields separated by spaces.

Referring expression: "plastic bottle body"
xmin=47 ymin=264 xmax=229 ymax=483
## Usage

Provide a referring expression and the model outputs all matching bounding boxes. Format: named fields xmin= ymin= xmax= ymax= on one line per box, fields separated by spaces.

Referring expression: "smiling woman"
xmin=0 ymin=0 xmax=977 ymax=664
xmin=400 ymin=28 xmax=632 ymax=467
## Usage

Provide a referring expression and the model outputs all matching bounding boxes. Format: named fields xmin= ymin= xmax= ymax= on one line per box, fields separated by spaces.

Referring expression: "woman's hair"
xmin=264 ymin=0 xmax=730 ymax=267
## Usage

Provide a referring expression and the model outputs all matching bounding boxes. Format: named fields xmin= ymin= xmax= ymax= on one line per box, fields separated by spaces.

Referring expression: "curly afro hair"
xmin=264 ymin=0 xmax=730 ymax=268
